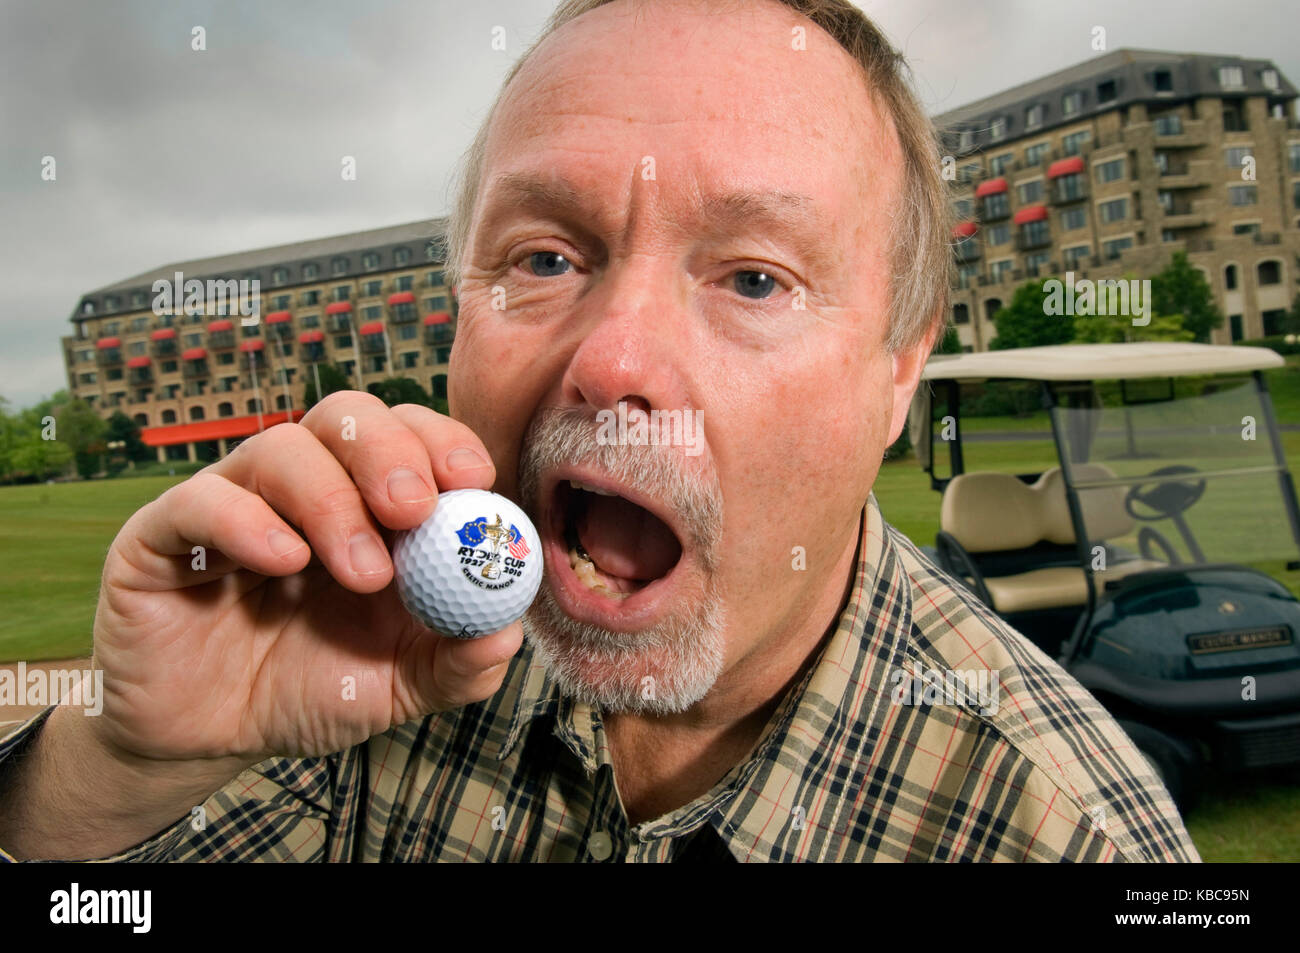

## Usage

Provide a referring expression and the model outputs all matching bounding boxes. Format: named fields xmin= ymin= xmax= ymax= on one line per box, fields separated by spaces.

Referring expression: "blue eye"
xmin=734 ymin=270 xmax=776 ymax=299
xmin=528 ymin=251 xmax=572 ymax=277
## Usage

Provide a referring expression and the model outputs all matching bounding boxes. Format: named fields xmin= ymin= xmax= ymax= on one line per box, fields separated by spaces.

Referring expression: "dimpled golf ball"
xmin=392 ymin=488 xmax=544 ymax=639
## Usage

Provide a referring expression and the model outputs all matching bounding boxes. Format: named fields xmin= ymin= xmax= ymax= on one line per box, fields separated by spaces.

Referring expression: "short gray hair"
xmin=446 ymin=0 xmax=950 ymax=352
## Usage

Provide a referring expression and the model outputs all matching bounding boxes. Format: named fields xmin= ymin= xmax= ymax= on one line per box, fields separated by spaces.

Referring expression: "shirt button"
xmin=588 ymin=831 xmax=614 ymax=861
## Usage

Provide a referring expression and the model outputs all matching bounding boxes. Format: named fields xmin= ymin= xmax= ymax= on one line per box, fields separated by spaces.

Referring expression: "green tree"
xmin=106 ymin=410 xmax=150 ymax=463
xmin=55 ymin=398 xmax=107 ymax=479
xmin=1283 ymin=292 xmax=1300 ymax=337
xmin=989 ymin=280 xmax=1074 ymax=350
xmin=1150 ymin=251 xmax=1222 ymax=342
xmin=302 ymin=363 xmax=355 ymax=409
xmin=367 ymin=377 xmax=434 ymax=409
xmin=936 ymin=324 xmax=962 ymax=354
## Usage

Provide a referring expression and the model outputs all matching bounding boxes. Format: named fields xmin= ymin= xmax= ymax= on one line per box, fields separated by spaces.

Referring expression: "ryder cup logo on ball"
xmin=392 ymin=489 xmax=543 ymax=639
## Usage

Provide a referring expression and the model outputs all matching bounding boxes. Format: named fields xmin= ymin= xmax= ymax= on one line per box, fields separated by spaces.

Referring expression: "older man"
xmin=0 ymin=0 xmax=1197 ymax=862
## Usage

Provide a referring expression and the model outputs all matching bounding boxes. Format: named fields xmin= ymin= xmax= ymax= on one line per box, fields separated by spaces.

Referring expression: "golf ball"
xmin=392 ymin=488 xmax=544 ymax=639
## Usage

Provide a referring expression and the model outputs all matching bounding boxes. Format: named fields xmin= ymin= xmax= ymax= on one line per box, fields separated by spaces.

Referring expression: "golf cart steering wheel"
xmin=1123 ymin=465 xmax=1207 ymax=523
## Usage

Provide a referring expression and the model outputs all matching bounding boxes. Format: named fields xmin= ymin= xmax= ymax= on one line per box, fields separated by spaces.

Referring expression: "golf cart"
xmin=911 ymin=342 xmax=1300 ymax=806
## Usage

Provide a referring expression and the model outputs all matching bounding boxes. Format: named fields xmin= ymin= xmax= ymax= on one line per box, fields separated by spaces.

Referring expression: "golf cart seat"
xmin=938 ymin=465 xmax=1165 ymax=614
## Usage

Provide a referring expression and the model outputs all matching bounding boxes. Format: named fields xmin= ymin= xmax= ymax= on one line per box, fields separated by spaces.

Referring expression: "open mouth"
xmin=551 ymin=477 xmax=685 ymax=601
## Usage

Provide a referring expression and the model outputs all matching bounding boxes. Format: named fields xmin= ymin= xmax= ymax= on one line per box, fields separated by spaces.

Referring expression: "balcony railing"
xmin=151 ymin=340 xmax=178 ymax=358
xmin=208 ymin=331 xmax=235 ymax=350
xmin=128 ymin=368 xmax=152 ymax=385
xmin=1015 ymin=230 xmax=1052 ymax=252
xmin=182 ymin=361 xmax=209 ymax=379
xmin=390 ymin=304 xmax=418 ymax=324
xmin=980 ymin=199 xmax=1010 ymax=222
xmin=953 ymin=240 xmax=981 ymax=262
xmin=96 ymin=349 xmax=122 ymax=366
xmin=425 ymin=325 xmax=454 ymax=346
xmin=327 ymin=314 xmax=351 ymax=334
xmin=360 ymin=335 xmax=387 ymax=355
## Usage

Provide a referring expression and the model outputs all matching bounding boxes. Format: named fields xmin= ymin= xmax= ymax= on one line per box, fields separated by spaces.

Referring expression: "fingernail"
xmin=387 ymin=468 xmax=433 ymax=504
xmin=349 ymin=533 xmax=390 ymax=575
xmin=446 ymin=447 xmax=491 ymax=471
xmin=267 ymin=528 xmax=305 ymax=557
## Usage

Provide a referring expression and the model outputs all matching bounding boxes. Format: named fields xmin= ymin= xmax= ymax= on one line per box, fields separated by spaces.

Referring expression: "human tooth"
xmin=567 ymin=479 xmax=617 ymax=496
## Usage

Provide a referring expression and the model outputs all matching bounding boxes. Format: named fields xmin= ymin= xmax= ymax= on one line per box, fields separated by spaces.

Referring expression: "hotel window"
xmin=1233 ymin=222 xmax=1261 ymax=237
xmin=1024 ymin=143 xmax=1050 ymax=166
xmin=1218 ymin=66 xmax=1244 ymax=88
xmin=79 ymin=372 xmax=97 ymax=385
xmin=83 ymin=300 xmax=96 ymax=314
xmin=1025 ymin=251 xmax=1050 ymax=272
xmin=1293 ymin=180 xmax=1300 ymax=210
xmin=272 ymin=268 xmax=289 ymax=286
xmin=218 ymin=352 xmax=234 ymax=365
xmin=1063 ymin=245 xmax=1090 ymax=267
xmin=395 ymin=275 xmax=413 ymax=291
xmin=436 ymin=346 xmax=452 ymax=363
xmin=1153 ymin=113 xmax=1182 ymax=136
xmin=302 ymin=290 xmax=319 ymax=306
xmin=1062 ymin=91 xmax=1083 ymax=116
xmin=162 ymin=410 xmax=177 ymax=424
xmin=1018 ymin=180 xmax=1043 ymax=204
xmin=426 ymin=269 xmax=445 ymax=286
xmin=1224 ymin=146 xmax=1253 ymax=169
xmin=1158 ymin=190 xmax=1174 ymax=212
xmin=1099 ymin=197 xmax=1128 ymax=223
xmin=273 ymin=295 xmax=290 ymax=310
xmin=1061 ymin=130 xmax=1090 ymax=156
xmin=1152 ymin=70 xmax=1173 ymax=93
xmin=401 ymin=351 xmax=419 ymax=369
xmin=362 ymin=252 xmax=380 ymax=271
xmin=1290 ymin=143 xmax=1300 ymax=173
xmin=1229 ymin=185 xmax=1258 ymax=207
xmin=1025 ymin=104 xmax=1045 ymax=130
xmin=333 ymin=285 xmax=350 ymax=301
xmin=105 ymin=296 xmax=120 ymax=311
xmin=1263 ymin=69 xmax=1279 ymax=91
xmin=1258 ymin=261 xmax=1282 ymax=285
xmin=1223 ymin=101 xmax=1248 ymax=133
xmin=131 ymin=292 xmax=146 ymax=308
xmin=364 ymin=280 xmax=382 ymax=296
xmin=953 ymin=198 xmax=973 ymax=219
xmin=162 ymin=361 xmax=178 ymax=373
xmin=958 ymin=130 xmax=974 ymax=152
xmin=960 ymin=162 xmax=981 ymax=183
xmin=303 ymin=263 xmax=320 ymax=279
xmin=990 ymin=259 xmax=1013 ymax=282
xmin=301 ymin=313 xmax=319 ymax=328
xmin=988 ymin=223 xmax=1010 ymax=246
xmin=394 ymin=248 xmax=411 ymax=266
xmin=364 ymin=306 xmax=382 ymax=321
xmin=1225 ymin=264 xmax=1238 ymax=290
xmin=331 ymin=257 xmax=349 ymax=276
xmin=398 ymin=324 xmax=417 ymax=341
xmin=219 ymin=402 xmax=234 ymax=418
xmin=131 ymin=316 xmax=148 ymax=331
xmin=1102 ymin=236 xmax=1133 ymax=259
xmin=335 ymin=335 xmax=353 ymax=349
xmin=1095 ymin=158 xmax=1125 ymax=183
xmin=990 ymin=153 xmax=1014 ymax=176
xmin=983 ymin=192 xmax=1010 ymax=219
xmin=990 ymin=117 xmax=1006 ymax=142
xmin=1097 ymin=79 xmax=1117 ymax=104
xmin=129 ymin=341 xmax=146 ymax=356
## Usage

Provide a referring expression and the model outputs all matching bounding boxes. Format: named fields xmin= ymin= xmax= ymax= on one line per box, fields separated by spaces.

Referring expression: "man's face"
xmin=450 ymin=0 xmax=930 ymax=712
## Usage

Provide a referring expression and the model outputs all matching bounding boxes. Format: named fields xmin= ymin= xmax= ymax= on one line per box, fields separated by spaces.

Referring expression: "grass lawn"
xmin=1 ymin=360 xmax=1298 ymax=860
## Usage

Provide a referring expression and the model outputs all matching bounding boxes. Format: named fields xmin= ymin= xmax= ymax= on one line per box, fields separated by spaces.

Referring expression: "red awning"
xmin=239 ymin=340 xmax=265 ymax=352
xmin=126 ymin=356 xmax=151 ymax=368
xmin=140 ymin=410 xmax=306 ymax=448
xmin=1048 ymin=156 xmax=1086 ymax=178
xmin=182 ymin=347 xmax=207 ymax=361
xmin=325 ymin=301 xmax=352 ymax=314
xmin=96 ymin=337 xmax=121 ymax=349
xmin=951 ymin=222 xmax=978 ymax=239
xmin=975 ymin=178 xmax=1008 ymax=198
xmin=149 ymin=328 xmax=177 ymax=341
xmin=387 ymin=291 xmax=416 ymax=305
xmin=1014 ymin=205 xmax=1049 ymax=225
xmin=299 ymin=330 xmax=325 ymax=343
xmin=423 ymin=312 xmax=452 ymax=326
xmin=207 ymin=320 xmax=233 ymax=332
xmin=359 ymin=321 xmax=385 ymax=335
xmin=265 ymin=311 xmax=291 ymax=324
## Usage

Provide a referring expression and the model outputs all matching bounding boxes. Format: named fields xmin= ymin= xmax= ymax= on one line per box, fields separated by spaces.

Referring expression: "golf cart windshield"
xmin=1050 ymin=375 xmax=1300 ymax=573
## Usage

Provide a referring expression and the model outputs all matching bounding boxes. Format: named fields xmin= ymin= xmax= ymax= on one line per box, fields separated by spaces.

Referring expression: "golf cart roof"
xmin=922 ymin=342 xmax=1283 ymax=382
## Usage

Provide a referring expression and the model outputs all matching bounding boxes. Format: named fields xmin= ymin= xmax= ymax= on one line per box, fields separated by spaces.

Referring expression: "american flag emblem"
xmin=508 ymin=525 xmax=530 ymax=560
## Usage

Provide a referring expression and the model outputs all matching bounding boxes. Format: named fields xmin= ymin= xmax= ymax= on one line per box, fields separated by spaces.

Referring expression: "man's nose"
xmin=559 ymin=258 xmax=693 ymax=417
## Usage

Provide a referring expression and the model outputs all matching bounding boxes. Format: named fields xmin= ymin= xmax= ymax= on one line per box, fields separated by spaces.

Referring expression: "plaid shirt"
xmin=0 ymin=494 xmax=1199 ymax=862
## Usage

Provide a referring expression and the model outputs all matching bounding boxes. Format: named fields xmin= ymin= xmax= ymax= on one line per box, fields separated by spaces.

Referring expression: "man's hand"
xmin=90 ymin=391 xmax=522 ymax=765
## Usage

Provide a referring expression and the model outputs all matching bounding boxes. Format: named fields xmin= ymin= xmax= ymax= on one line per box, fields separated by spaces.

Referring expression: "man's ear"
xmin=885 ymin=316 xmax=944 ymax=445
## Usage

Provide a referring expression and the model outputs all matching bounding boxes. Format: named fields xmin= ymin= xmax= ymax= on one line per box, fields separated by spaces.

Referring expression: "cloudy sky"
xmin=2 ymin=0 xmax=1297 ymax=409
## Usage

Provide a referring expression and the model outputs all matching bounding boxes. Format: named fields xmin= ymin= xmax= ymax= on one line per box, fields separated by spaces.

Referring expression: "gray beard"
xmin=521 ymin=575 xmax=726 ymax=715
